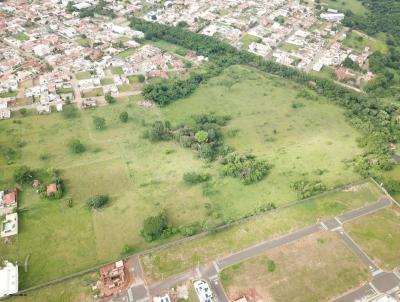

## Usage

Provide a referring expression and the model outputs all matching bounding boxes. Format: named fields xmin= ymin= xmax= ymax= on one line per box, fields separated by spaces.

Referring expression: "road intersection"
xmin=106 ymin=196 xmax=399 ymax=302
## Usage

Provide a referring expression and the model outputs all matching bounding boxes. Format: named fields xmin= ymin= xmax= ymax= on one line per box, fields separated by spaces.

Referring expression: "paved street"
xmin=217 ymin=224 xmax=321 ymax=270
xmin=105 ymin=197 xmax=397 ymax=302
xmin=338 ymin=197 xmax=391 ymax=223
xmin=335 ymin=229 xmax=380 ymax=273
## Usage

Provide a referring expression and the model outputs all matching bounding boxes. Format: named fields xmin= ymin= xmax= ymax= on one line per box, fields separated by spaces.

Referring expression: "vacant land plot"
xmin=345 ymin=206 xmax=400 ymax=270
xmin=220 ymin=231 xmax=369 ymax=302
xmin=8 ymin=273 xmax=95 ymax=302
xmin=14 ymin=33 xmax=30 ymax=41
xmin=117 ymin=48 xmax=137 ymax=58
xmin=279 ymin=42 xmax=300 ymax=52
xmin=76 ymin=37 xmax=90 ymax=47
xmin=82 ymin=87 xmax=103 ymax=98
xmin=0 ymin=65 xmax=367 ymax=287
xmin=100 ymin=78 xmax=114 ymax=85
xmin=140 ymin=181 xmax=383 ymax=283
xmin=240 ymin=34 xmax=260 ymax=50
xmin=322 ymin=0 xmax=367 ymax=15
xmin=344 ymin=31 xmax=387 ymax=54
xmin=118 ymin=83 xmax=134 ymax=93
xmin=75 ymin=71 xmax=92 ymax=80
xmin=111 ymin=66 xmax=124 ymax=75
xmin=163 ymin=65 xmax=362 ymax=217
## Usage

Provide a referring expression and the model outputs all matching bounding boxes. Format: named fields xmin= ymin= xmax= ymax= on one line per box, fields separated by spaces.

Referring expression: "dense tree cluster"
xmin=140 ymin=211 xmax=170 ymax=242
xmin=343 ymin=1 xmax=400 ymax=46
xmin=142 ymin=74 xmax=205 ymax=106
xmin=130 ymin=18 xmax=400 ymax=175
xmin=220 ymin=153 xmax=271 ymax=185
xmin=291 ymin=180 xmax=327 ymax=199
xmin=342 ymin=1 xmax=400 ymax=95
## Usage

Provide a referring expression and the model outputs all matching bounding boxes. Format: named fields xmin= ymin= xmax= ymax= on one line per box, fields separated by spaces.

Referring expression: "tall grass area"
xmin=140 ymin=180 xmax=383 ymax=283
xmin=0 ymin=65 xmax=365 ymax=287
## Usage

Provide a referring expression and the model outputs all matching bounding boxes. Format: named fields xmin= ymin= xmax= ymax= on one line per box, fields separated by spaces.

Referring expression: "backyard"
xmin=0 ymin=65 xmax=368 ymax=288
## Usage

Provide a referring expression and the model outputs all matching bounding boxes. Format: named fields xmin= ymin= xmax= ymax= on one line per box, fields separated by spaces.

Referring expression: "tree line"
xmin=130 ymin=17 xmax=400 ymax=175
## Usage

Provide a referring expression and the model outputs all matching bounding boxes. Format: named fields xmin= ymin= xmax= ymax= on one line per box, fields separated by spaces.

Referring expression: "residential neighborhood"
xmin=0 ymin=0 xmax=399 ymax=302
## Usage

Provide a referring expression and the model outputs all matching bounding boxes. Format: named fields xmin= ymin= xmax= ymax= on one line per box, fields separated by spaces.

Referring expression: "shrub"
xmin=140 ymin=211 xmax=169 ymax=242
xmin=67 ymin=138 xmax=85 ymax=154
xmin=119 ymin=111 xmax=128 ymax=123
xmin=19 ymin=108 xmax=28 ymax=116
xmin=120 ymin=244 xmax=135 ymax=256
xmin=267 ymin=260 xmax=276 ymax=272
xmin=183 ymin=172 xmax=211 ymax=185
xmin=195 ymin=130 xmax=208 ymax=143
xmin=220 ymin=153 xmax=271 ymax=184
xmin=179 ymin=226 xmax=196 ymax=237
xmin=66 ymin=197 xmax=74 ymax=208
xmin=147 ymin=121 xmax=171 ymax=141
xmin=62 ymin=106 xmax=79 ymax=119
xmin=105 ymin=92 xmax=116 ymax=104
xmin=291 ymin=180 xmax=326 ymax=199
xmin=93 ymin=116 xmax=106 ymax=130
xmin=87 ymin=195 xmax=109 ymax=209
xmin=14 ymin=165 xmax=34 ymax=183
xmin=138 ymin=74 xmax=145 ymax=83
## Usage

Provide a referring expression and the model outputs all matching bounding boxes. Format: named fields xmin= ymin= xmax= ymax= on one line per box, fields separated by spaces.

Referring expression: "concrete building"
xmin=320 ymin=13 xmax=345 ymax=22
xmin=1 ymin=213 xmax=18 ymax=238
xmin=0 ymin=261 xmax=18 ymax=298
xmin=193 ymin=280 xmax=213 ymax=302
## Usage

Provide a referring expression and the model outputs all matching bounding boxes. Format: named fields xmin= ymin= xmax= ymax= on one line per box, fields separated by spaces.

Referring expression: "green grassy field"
xmin=163 ymin=65 xmax=362 ymax=217
xmin=279 ymin=42 xmax=300 ymax=52
xmin=75 ymin=71 xmax=92 ymax=80
xmin=76 ymin=37 xmax=90 ymax=48
xmin=140 ymin=181 xmax=383 ymax=283
xmin=118 ymin=83 xmax=133 ymax=92
xmin=0 ymin=65 xmax=367 ymax=288
xmin=240 ymin=34 xmax=260 ymax=50
xmin=344 ymin=31 xmax=388 ymax=54
xmin=81 ymin=87 xmax=103 ymax=98
xmin=117 ymin=48 xmax=137 ymax=58
xmin=8 ymin=273 xmax=95 ymax=302
xmin=0 ymin=91 xmax=18 ymax=98
xmin=100 ymin=78 xmax=114 ymax=86
xmin=111 ymin=67 xmax=124 ymax=75
xmin=14 ymin=33 xmax=30 ymax=41
xmin=220 ymin=231 xmax=369 ymax=302
xmin=322 ymin=0 xmax=367 ymax=14
xmin=345 ymin=206 xmax=400 ymax=270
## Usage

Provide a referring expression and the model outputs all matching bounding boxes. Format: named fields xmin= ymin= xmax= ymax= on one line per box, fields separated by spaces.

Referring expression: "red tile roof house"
xmin=46 ymin=183 xmax=58 ymax=196
xmin=0 ymin=189 xmax=17 ymax=215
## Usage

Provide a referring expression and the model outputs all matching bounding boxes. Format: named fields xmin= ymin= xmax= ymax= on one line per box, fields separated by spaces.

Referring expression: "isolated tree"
xmin=87 ymin=195 xmax=109 ymax=209
xmin=93 ymin=116 xmax=106 ymax=130
xmin=141 ymin=211 xmax=169 ymax=242
xmin=67 ymin=138 xmax=85 ymax=154
xmin=105 ymin=92 xmax=116 ymax=104
xmin=119 ymin=111 xmax=128 ymax=123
